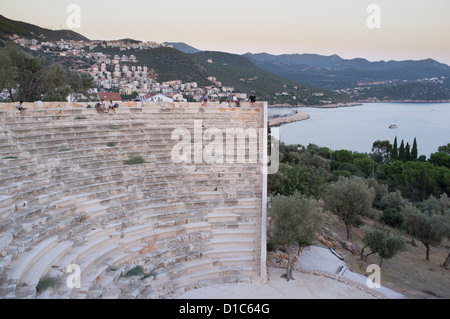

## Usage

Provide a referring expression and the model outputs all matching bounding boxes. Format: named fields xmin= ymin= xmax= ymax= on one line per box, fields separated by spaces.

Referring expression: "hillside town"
xmin=6 ymin=35 xmax=244 ymax=102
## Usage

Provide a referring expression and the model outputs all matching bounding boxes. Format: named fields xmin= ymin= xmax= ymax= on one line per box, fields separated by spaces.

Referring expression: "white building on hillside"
xmin=139 ymin=93 xmax=174 ymax=103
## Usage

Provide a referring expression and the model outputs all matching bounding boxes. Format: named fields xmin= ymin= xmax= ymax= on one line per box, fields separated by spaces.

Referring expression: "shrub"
xmin=324 ymin=176 xmax=375 ymax=239
xmin=124 ymin=266 xmax=156 ymax=280
xmin=124 ymin=266 xmax=145 ymax=278
xmin=124 ymin=156 xmax=148 ymax=165
xmin=36 ymin=276 xmax=59 ymax=294
xmin=269 ymin=193 xmax=323 ymax=280
xmin=361 ymin=227 xmax=406 ymax=267
xmin=380 ymin=209 xmax=404 ymax=228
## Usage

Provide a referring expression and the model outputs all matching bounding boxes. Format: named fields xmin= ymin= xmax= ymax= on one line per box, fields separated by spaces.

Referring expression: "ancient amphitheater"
xmin=0 ymin=101 xmax=268 ymax=299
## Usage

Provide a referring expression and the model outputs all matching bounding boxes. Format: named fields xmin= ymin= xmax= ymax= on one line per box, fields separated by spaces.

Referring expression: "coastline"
xmin=268 ymin=111 xmax=310 ymax=127
xmin=270 ymin=102 xmax=362 ymax=109
xmin=270 ymin=99 xmax=450 ymax=109
xmin=360 ymin=99 xmax=450 ymax=104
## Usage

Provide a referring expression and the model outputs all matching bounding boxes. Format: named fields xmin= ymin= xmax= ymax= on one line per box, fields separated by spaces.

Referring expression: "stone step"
xmin=162 ymin=262 xmax=255 ymax=295
xmin=17 ymin=241 xmax=73 ymax=290
xmin=208 ymin=238 xmax=256 ymax=251
xmin=206 ymin=213 xmax=240 ymax=223
xmin=55 ymin=221 xmax=212 ymax=297
xmin=211 ymin=229 xmax=256 ymax=240
xmin=9 ymin=236 xmax=60 ymax=283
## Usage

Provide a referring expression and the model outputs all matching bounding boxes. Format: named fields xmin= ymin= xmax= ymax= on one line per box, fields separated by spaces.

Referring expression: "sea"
xmin=268 ymin=103 xmax=450 ymax=159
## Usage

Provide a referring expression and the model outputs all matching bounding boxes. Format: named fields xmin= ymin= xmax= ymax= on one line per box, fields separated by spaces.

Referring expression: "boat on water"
xmin=389 ymin=124 xmax=398 ymax=129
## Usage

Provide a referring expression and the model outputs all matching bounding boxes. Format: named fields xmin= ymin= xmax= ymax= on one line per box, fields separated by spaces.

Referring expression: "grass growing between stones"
xmin=2 ymin=156 xmax=18 ymax=159
xmin=124 ymin=266 xmax=156 ymax=280
xmin=106 ymin=142 xmax=117 ymax=148
xmin=124 ymin=266 xmax=145 ymax=278
xmin=74 ymin=116 xmax=87 ymax=120
xmin=36 ymin=275 xmax=59 ymax=294
xmin=124 ymin=156 xmax=148 ymax=165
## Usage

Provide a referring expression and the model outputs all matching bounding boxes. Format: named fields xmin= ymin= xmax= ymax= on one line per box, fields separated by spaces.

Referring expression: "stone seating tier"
xmin=0 ymin=103 xmax=266 ymax=299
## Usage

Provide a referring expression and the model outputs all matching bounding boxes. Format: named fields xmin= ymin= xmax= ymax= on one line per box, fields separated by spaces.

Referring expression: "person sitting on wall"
xmin=201 ymin=95 xmax=208 ymax=107
xmin=15 ymin=101 xmax=26 ymax=113
xmin=95 ymin=103 xmax=103 ymax=114
xmin=233 ymin=94 xmax=240 ymax=107
xmin=100 ymin=99 xmax=106 ymax=112
xmin=227 ymin=93 xmax=233 ymax=107
xmin=108 ymin=100 xmax=116 ymax=113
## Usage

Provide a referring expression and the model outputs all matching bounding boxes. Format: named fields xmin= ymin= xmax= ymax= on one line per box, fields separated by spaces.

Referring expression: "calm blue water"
xmin=269 ymin=103 xmax=450 ymax=158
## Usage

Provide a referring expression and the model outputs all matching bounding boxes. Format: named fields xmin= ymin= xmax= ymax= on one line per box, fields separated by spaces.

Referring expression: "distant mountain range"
xmin=244 ymin=52 xmax=450 ymax=91
xmin=156 ymin=42 xmax=450 ymax=93
xmin=1 ymin=14 xmax=449 ymax=103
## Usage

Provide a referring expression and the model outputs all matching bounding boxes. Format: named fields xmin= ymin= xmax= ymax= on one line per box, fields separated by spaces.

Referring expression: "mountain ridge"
xmin=244 ymin=52 xmax=450 ymax=91
xmin=0 ymin=14 xmax=89 ymax=42
xmin=1 ymin=14 xmax=448 ymax=103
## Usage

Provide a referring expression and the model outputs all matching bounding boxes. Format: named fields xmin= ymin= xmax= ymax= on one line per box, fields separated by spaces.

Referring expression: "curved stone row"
xmin=0 ymin=104 xmax=265 ymax=299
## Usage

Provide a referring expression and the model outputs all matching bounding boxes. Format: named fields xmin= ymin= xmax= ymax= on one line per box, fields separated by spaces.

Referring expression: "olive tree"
xmin=323 ymin=176 xmax=375 ymax=239
xmin=404 ymin=210 xmax=450 ymax=260
xmin=361 ymin=228 xmax=406 ymax=267
xmin=269 ymin=193 xmax=323 ymax=281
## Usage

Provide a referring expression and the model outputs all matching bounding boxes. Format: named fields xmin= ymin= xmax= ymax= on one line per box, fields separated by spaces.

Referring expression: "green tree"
xmin=391 ymin=137 xmax=398 ymax=161
xmin=69 ymin=71 xmax=93 ymax=102
xmin=438 ymin=143 xmax=450 ymax=155
xmin=0 ymin=43 xmax=18 ymax=101
xmin=404 ymin=211 xmax=450 ymax=260
xmin=429 ymin=152 xmax=450 ymax=169
xmin=411 ymin=138 xmax=418 ymax=161
xmin=361 ymin=227 xmax=406 ymax=267
xmin=378 ymin=191 xmax=408 ymax=228
xmin=0 ymin=43 xmax=73 ymax=102
xmin=41 ymin=64 xmax=71 ymax=102
xmin=371 ymin=140 xmax=392 ymax=164
xmin=270 ymin=163 xmax=328 ymax=199
xmin=367 ymin=178 xmax=389 ymax=205
xmin=399 ymin=140 xmax=406 ymax=162
xmin=268 ymin=194 xmax=323 ymax=281
xmin=331 ymin=149 xmax=354 ymax=164
xmin=323 ymin=176 xmax=375 ymax=239
xmin=422 ymin=193 xmax=450 ymax=215
xmin=354 ymin=156 xmax=376 ymax=178
xmin=405 ymin=142 xmax=411 ymax=162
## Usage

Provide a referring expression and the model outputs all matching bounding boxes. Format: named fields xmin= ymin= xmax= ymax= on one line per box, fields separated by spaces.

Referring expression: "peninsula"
xmin=269 ymin=110 xmax=310 ymax=127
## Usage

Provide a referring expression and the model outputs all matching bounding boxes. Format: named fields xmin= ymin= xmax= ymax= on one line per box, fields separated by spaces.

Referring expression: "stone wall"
xmin=0 ymin=102 xmax=267 ymax=298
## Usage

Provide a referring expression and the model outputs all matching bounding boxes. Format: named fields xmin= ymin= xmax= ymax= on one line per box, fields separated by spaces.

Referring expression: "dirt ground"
xmin=321 ymin=212 xmax=450 ymax=299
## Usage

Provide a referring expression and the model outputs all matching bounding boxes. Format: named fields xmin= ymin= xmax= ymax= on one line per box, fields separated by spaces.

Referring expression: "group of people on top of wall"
xmin=14 ymin=93 xmax=258 ymax=114
xmin=202 ymin=93 xmax=257 ymax=108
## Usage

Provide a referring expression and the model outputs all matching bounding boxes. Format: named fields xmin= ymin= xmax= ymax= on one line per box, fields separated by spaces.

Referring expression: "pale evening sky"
xmin=1 ymin=0 xmax=449 ymax=65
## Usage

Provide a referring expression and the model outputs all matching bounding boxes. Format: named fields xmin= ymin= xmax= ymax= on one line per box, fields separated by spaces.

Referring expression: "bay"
xmin=269 ymin=103 xmax=450 ymax=158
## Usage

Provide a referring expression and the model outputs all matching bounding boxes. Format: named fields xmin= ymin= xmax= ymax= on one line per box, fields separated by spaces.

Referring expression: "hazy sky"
xmin=1 ymin=0 xmax=449 ymax=64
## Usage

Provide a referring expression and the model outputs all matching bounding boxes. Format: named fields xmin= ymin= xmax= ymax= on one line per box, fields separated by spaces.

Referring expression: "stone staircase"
xmin=0 ymin=103 xmax=266 ymax=299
